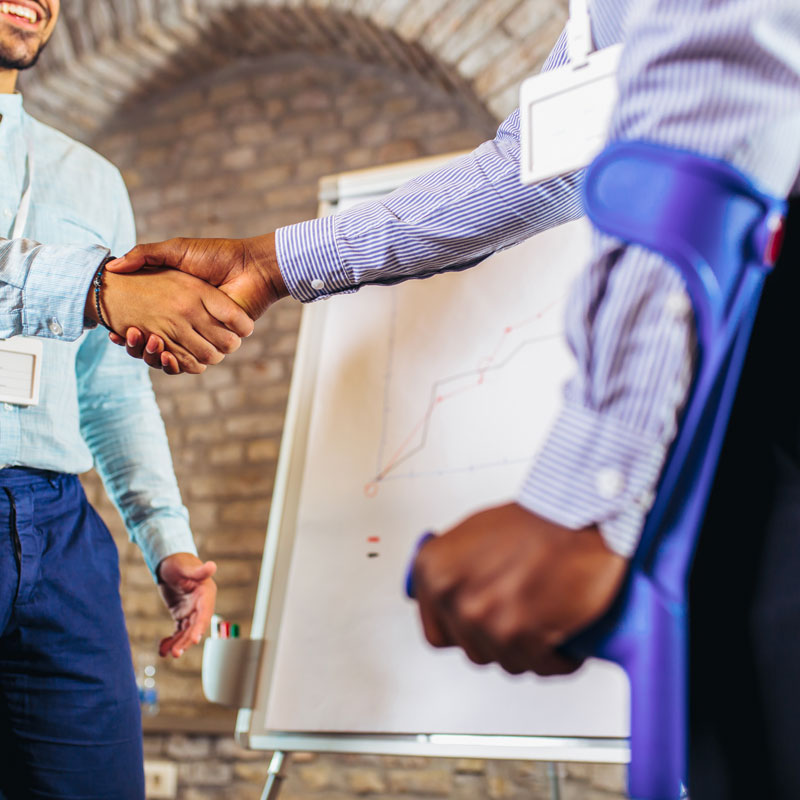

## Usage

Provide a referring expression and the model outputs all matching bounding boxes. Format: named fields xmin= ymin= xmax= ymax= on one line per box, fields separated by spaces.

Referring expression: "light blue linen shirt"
xmin=0 ymin=93 xmax=196 ymax=576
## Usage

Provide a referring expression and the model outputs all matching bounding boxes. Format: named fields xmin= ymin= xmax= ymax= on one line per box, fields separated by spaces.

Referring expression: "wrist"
xmin=84 ymin=256 xmax=114 ymax=325
xmin=93 ymin=258 xmax=117 ymax=331
xmin=244 ymin=232 xmax=288 ymax=305
xmin=84 ymin=285 xmax=99 ymax=324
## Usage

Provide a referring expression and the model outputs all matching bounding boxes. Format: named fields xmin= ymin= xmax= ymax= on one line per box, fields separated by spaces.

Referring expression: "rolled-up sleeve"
xmin=0 ymin=238 xmax=107 ymax=341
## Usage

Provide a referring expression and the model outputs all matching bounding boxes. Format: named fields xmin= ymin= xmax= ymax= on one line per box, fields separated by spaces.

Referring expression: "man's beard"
xmin=0 ymin=29 xmax=49 ymax=71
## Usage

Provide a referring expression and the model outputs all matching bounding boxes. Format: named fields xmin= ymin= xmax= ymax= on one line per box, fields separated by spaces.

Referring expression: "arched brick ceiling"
xmin=19 ymin=0 xmax=566 ymax=140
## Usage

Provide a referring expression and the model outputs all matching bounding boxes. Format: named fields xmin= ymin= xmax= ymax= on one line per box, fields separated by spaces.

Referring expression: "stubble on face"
xmin=0 ymin=2 xmax=55 ymax=71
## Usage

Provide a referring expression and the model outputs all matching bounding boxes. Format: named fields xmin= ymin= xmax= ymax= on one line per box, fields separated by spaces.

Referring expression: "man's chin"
xmin=0 ymin=46 xmax=43 ymax=70
xmin=0 ymin=30 xmax=47 ymax=71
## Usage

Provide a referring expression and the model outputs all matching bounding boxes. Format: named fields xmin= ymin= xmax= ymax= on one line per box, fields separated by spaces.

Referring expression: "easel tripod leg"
xmin=260 ymin=751 xmax=287 ymax=800
xmin=547 ymin=762 xmax=561 ymax=800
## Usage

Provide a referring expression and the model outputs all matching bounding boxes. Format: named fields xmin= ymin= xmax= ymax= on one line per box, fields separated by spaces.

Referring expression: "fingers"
xmin=107 ymin=239 xmax=188 ymax=273
xmin=165 ymin=312 xmax=241 ymax=373
xmin=160 ymin=571 xmax=218 ymax=658
xmin=182 ymin=560 xmax=217 ymax=583
xmin=202 ymin=290 xmax=255 ymax=340
xmin=145 ymin=334 xmax=164 ymax=354
xmin=159 ymin=616 xmax=194 ymax=658
xmin=416 ymin=589 xmax=452 ymax=649
xmin=192 ymin=317 xmax=243 ymax=358
xmin=155 ymin=286 xmax=248 ymax=372
xmin=150 ymin=323 xmax=221 ymax=375
xmin=123 ymin=328 xmax=145 ymax=360
xmin=123 ymin=329 xmax=171 ymax=371
xmin=107 ymin=328 xmax=163 ymax=370
xmin=161 ymin=351 xmax=180 ymax=375
xmin=105 ymin=271 xmax=253 ymax=375
xmin=189 ymin=575 xmax=218 ymax=647
xmin=143 ymin=334 xmax=166 ymax=370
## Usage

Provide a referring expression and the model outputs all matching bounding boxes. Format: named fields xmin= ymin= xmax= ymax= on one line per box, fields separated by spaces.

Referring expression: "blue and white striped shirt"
xmin=0 ymin=93 xmax=195 ymax=575
xmin=276 ymin=0 xmax=800 ymax=556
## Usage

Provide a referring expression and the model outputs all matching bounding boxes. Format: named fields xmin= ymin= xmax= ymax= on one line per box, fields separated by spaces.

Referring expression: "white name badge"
xmin=0 ymin=337 xmax=43 ymax=406
xmin=520 ymin=43 xmax=622 ymax=185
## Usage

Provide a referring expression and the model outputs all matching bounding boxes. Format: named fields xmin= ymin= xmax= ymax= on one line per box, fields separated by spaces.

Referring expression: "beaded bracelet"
xmin=93 ymin=257 xmax=114 ymax=331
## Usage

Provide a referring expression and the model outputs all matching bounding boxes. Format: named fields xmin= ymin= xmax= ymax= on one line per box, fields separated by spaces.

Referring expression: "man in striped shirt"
xmin=111 ymin=1 xmax=800 ymax=794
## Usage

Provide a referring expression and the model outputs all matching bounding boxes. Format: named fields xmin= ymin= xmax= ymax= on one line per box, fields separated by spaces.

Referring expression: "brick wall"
xmin=77 ymin=44 xmax=626 ymax=800
xmin=21 ymin=0 xmax=567 ymax=140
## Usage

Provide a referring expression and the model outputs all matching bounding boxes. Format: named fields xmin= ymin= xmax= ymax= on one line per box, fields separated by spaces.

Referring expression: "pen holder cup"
xmin=201 ymin=638 xmax=264 ymax=709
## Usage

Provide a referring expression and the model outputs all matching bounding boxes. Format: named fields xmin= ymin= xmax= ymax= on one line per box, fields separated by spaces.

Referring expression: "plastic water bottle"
xmin=137 ymin=661 xmax=159 ymax=716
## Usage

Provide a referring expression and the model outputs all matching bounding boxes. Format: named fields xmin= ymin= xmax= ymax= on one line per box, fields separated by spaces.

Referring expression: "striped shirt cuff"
xmin=517 ymin=401 xmax=669 ymax=557
xmin=134 ymin=517 xmax=198 ymax=580
xmin=276 ymin=216 xmax=355 ymax=302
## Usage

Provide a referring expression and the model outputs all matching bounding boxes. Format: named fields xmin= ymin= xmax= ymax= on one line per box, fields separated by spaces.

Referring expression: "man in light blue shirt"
xmin=111 ymin=0 xmax=800 ymax=793
xmin=0 ymin=2 xmax=254 ymax=797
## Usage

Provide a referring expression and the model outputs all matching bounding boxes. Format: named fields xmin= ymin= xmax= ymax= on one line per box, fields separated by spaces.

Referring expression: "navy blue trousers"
xmin=0 ymin=469 xmax=144 ymax=799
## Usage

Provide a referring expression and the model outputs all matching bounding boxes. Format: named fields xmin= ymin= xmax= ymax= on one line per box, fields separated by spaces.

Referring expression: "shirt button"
xmin=595 ymin=468 xmax=624 ymax=500
xmin=635 ymin=489 xmax=656 ymax=511
xmin=47 ymin=317 xmax=63 ymax=336
xmin=2 ymin=209 xmax=11 ymax=219
xmin=3 ymin=403 xmax=14 ymax=412
xmin=310 ymin=278 xmax=325 ymax=291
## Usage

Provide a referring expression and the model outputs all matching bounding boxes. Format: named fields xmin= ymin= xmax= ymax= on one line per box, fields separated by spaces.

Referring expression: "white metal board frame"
xmin=235 ymin=152 xmax=629 ymax=766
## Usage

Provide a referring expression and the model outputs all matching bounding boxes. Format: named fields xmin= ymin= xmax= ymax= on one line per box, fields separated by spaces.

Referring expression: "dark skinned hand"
xmin=410 ymin=502 xmax=628 ymax=676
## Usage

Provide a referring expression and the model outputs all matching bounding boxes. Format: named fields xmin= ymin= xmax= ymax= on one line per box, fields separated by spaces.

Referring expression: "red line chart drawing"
xmin=364 ymin=296 xmax=564 ymax=498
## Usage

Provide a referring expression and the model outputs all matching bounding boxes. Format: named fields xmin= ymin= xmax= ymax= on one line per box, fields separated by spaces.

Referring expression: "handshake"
xmin=87 ymin=233 xmax=288 ymax=374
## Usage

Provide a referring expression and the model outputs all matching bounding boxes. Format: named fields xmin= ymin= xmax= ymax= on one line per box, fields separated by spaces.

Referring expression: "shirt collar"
xmin=0 ymin=92 xmax=24 ymax=127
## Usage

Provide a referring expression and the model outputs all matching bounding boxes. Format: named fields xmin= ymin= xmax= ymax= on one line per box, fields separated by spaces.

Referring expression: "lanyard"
xmin=11 ymin=121 xmax=33 ymax=240
xmin=567 ymin=0 xmax=595 ymax=67
xmin=519 ymin=0 xmax=621 ymax=184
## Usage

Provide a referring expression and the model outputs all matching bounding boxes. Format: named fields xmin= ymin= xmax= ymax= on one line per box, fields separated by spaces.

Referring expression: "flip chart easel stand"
xmin=199 ymin=154 xmax=631 ymax=799
xmin=260 ymin=752 xmax=286 ymax=800
xmin=256 ymin=748 xmax=565 ymax=800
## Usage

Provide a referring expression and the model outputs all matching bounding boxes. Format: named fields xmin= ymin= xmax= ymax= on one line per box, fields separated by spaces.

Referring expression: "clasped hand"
xmin=101 ymin=234 xmax=284 ymax=374
xmin=410 ymin=503 xmax=627 ymax=676
xmin=89 ymin=267 xmax=254 ymax=374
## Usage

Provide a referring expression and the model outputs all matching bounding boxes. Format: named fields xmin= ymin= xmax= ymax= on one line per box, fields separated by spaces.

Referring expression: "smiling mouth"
xmin=0 ymin=2 xmax=41 ymax=26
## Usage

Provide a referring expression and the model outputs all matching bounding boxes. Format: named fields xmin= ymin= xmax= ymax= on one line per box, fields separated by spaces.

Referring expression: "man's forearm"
xmin=275 ymin=118 xmax=586 ymax=303
xmin=77 ymin=333 xmax=196 ymax=577
xmin=520 ymin=0 xmax=800 ymax=556
xmin=275 ymin=27 xmax=584 ymax=303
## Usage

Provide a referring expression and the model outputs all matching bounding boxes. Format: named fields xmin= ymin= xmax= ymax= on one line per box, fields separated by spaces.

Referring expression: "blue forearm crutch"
xmin=563 ymin=141 xmax=787 ymax=799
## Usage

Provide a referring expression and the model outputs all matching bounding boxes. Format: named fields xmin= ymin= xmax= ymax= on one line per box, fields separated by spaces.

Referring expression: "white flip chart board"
xmin=237 ymin=154 xmax=630 ymax=764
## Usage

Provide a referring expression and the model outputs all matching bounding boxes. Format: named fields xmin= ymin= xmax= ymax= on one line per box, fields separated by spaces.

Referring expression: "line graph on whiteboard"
xmin=363 ymin=291 xmax=567 ymax=498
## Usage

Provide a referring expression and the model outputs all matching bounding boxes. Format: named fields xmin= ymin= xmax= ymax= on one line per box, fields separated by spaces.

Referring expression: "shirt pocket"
xmin=27 ymin=203 xmax=112 ymax=250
